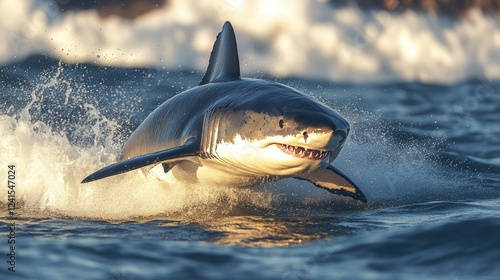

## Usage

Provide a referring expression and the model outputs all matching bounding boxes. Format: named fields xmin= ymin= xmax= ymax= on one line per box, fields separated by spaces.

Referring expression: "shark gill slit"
xmin=201 ymin=111 xmax=217 ymax=159
xmin=209 ymin=111 xmax=221 ymax=158
xmin=200 ymin=113 xmax=210 ymax=158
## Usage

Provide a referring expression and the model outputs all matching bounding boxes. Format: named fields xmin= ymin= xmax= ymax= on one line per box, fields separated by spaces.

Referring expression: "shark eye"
xmin=279 ymin=119 xmax=284 ymax=128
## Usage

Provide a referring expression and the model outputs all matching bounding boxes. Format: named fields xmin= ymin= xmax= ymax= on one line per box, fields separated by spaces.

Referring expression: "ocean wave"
xmin=302 ymin=216 xmax=500 ymax=279
xmin=7 ymin=214 xmax=500 ymax=279
xmin=1 ymin=0 xmax=499 ymax=84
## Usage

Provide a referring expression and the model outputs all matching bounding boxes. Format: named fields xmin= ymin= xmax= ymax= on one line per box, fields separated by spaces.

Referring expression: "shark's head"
xmin=201 ymin=80 xmax=350 ymax=176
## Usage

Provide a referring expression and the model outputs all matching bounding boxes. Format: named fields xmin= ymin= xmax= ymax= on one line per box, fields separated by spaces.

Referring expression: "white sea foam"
xmin=1 ymin=0 xmax=499 ymax=84
xmin=0 ymin=109 xmax=271 ymax=220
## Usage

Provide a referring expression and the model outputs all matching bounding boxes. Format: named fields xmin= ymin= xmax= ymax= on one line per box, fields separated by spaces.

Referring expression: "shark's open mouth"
xmin=276 ymin=144 xmax=330 ymax=160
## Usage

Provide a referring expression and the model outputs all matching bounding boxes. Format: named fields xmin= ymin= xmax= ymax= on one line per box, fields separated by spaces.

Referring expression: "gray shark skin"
xmin=82 ymin=22 xmax=367 ymax=203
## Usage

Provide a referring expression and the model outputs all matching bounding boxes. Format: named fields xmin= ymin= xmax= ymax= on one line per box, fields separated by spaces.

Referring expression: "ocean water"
xmin=1 ymin=1 xmax=500 ymax=280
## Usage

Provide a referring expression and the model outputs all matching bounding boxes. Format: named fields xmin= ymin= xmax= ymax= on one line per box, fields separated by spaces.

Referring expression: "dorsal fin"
xmin=200 ymin=21 xmax=241 ymax=85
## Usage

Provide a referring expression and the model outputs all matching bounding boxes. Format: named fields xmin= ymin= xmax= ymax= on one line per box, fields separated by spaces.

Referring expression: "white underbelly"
xmin=168 ymin=159 xmax=271 ymax=187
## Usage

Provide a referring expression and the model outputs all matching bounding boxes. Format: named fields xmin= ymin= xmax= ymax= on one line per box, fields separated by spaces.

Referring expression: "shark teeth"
xmin=276 ymin=144 xmax=330 ymax=160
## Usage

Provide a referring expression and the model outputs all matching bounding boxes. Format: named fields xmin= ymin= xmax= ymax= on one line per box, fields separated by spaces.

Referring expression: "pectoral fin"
xmin=82 ymin=138 xmax=199 ymax=183
xmin=294 ymin=165 xmax=367 ymax=203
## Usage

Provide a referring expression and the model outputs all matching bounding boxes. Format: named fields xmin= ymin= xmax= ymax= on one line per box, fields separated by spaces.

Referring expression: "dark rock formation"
xmin=330 ymin=0 xmax=500 ymax=17
xmin=56 ymin=0 xmax=167 ymax=19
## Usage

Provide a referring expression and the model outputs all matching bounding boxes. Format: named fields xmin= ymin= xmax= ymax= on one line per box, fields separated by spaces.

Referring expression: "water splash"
xmin=0 ymin=62 xmax=272 ymax=220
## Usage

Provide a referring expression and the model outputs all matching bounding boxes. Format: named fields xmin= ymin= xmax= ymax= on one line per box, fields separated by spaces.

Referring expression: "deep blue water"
xmin=1 ymin=56 xmax=499 ymax=279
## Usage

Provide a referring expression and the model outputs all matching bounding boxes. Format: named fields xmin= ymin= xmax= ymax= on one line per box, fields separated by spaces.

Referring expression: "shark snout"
xmin=295 ymin=118 xmax=348 ymax=149
xmin=301 ymin=128 xmax=345 ymax=146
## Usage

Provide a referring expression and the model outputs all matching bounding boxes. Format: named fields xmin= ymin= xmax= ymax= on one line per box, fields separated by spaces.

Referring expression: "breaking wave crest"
xmin=0 ymin=0 xmax=499 ymax=84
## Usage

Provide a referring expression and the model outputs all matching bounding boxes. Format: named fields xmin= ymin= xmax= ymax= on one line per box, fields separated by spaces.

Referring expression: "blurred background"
xmin=1 ymin=0 xmax=499 ymax=84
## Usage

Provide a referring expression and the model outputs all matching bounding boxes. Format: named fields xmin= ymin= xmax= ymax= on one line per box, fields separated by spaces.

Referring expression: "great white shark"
xmin=82 ymin=21 xmax=367 ymax=203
